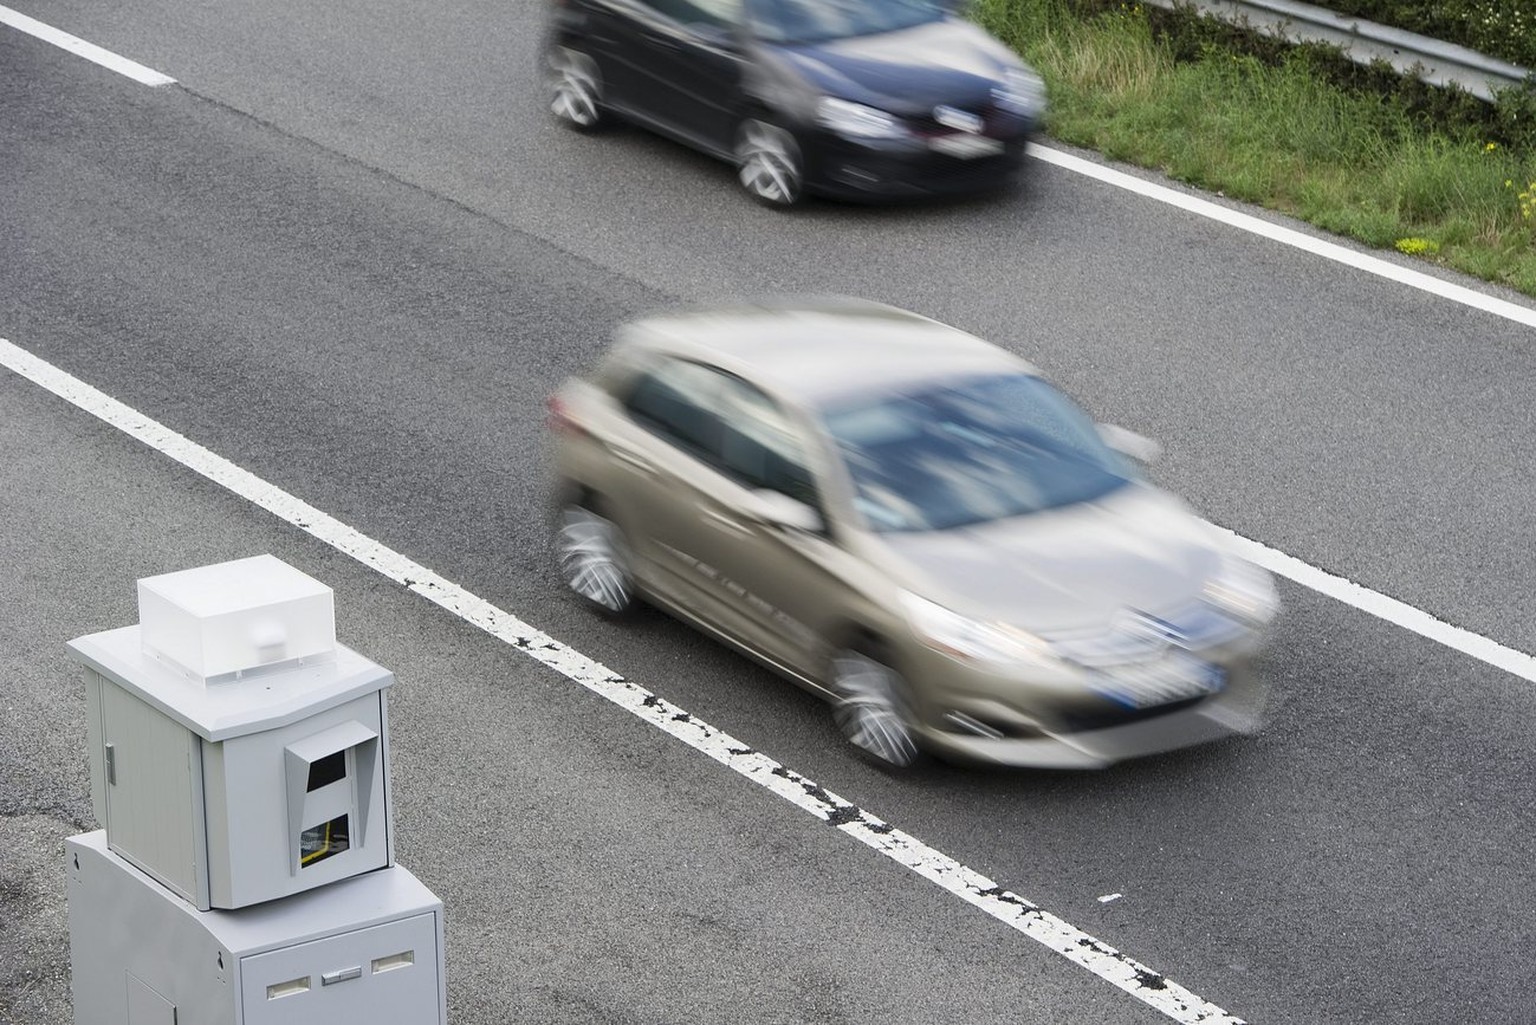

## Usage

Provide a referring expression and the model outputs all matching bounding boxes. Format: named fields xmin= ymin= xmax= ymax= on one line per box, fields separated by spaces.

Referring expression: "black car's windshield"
xmin=822 ymin=373 xmax=1134 ymax=533
xmin=748 ymin=0 xmax=946 ymax=44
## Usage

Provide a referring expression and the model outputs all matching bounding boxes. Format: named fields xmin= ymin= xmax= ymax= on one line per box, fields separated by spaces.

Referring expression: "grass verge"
xmin=973 ymin=0 xmax=1536 ymax=298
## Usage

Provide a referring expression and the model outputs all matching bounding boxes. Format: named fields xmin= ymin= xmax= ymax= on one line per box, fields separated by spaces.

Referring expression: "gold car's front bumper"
xmin=906 ymin=650 xmax=1269 ymax=770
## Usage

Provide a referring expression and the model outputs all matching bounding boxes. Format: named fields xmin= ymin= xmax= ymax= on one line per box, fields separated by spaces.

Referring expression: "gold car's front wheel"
xmin=557 ymin=503 xmax=635 ymax=616
xmin=831 ymin=649 xmax=921 ymax=769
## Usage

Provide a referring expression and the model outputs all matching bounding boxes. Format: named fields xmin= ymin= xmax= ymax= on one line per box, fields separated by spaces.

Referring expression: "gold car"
xmin=548 ymin=298 xmax=1277 ymax=769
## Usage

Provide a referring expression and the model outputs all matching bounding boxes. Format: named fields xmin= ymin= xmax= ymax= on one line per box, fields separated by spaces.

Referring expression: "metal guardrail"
xmin=1140 ymin=0 xmax=1532 ymax=101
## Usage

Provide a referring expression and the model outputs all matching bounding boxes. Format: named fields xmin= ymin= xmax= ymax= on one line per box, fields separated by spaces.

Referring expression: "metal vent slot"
xmin=372 ymin=950 xmax=415 ymax=974
xmin=266 ymin=976 xmax=311 ymax=1000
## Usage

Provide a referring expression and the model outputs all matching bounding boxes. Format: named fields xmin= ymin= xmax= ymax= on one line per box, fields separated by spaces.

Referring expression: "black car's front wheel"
xmin=735 ymin=119 xmax=804 ymax=208
xmin=830 ymin=648 xmax=922 ymax=769
xmin=547 ymin=47 xmax=606 ymax=131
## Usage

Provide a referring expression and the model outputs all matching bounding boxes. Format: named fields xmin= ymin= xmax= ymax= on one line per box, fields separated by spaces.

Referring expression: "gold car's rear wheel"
xmin=831 ymin=649 xmax=921 ymax=769
xmin=557 ymin=504 xmax=635 ymax=615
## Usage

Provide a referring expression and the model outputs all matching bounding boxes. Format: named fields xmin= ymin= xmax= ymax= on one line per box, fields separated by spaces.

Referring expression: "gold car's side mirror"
xmin=748 ymin=489 xmax=825 ymax=534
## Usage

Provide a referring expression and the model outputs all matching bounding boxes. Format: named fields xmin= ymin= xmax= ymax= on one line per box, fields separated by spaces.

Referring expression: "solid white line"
xmin=0 ymin=339 xmax=1249 ymax=1023
xmin=0 ymin=6 xmax=175 ymax=87
xmin=1028 ymin=143 xmax=1536 ymax=330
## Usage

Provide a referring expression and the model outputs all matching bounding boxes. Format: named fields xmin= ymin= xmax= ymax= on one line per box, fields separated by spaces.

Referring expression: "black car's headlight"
xmin=816 ymin=98 xmax=912 ymax=140
xmin=991 ymin=67 xmax=1047 ymax=118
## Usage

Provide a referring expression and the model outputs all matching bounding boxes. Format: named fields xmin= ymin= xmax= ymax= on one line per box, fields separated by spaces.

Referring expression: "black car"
xmin=542 ymin=0 xmax=1047 ymax=206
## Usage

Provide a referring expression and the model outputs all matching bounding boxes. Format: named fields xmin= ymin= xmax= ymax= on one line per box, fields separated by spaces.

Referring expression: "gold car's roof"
xmin=615 ymin=297 xmax=1039 ymax=406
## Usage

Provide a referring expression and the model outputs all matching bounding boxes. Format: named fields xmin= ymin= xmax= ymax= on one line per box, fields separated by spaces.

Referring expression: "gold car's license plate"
xmin=1091 ymin=653 xmax=1226 ymax=710
xmin=930 ymin=134 xmax=1004 ymax=159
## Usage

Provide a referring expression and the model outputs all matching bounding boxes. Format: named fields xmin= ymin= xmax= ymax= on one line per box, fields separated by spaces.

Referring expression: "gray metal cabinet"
xmin=67 ymin=556 xmax=447 ymax=1025
xmin=95 ymin=675 xmax=207 ymax=904
xmin=68 ymin=831 xmax=446 ymax=1025
xmin=241 ymin=914 xmax=440 ymax=1024
xmin=73 ymin=631 xmax=395 ymax=910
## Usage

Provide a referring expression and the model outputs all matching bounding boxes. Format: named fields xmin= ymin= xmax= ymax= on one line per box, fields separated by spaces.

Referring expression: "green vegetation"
xmin=972 ymin=0 xmax=1536 ymax=297
xmin=1317 ymin=1 xmax=1536 ymax=69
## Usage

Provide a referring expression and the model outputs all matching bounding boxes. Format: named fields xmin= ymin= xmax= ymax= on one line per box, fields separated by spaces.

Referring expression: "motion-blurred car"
xmin=541 ymin=0 xmax=1046 ymax=205
xmin=547 ymin=299 xmax=1278 ymax=769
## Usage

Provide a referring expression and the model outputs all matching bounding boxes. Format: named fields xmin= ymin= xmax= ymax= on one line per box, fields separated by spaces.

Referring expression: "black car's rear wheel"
xmin=830 ymin=648 xmax=921 ymax=769
xmin=735 ymin=119 xmax=804 ymax=208
xmin=556 ymin=503 xmax=636 ymax=615
xmin=547 ymin=47 xmax=605 ymax=131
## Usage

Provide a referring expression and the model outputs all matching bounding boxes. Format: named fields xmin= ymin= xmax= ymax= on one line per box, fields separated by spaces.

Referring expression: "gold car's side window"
xmin=715 ymin=376 xmax=819 ymax=508
xmin=622 ymin=359 xmax=723 ymax=459
xmin=622 ymin=358 xmax=819 ymax=509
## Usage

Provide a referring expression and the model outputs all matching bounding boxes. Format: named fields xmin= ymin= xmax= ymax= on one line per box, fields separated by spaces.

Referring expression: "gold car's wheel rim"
xmin=736 ymin=121 xmax=802 ymax=207
xmin=831 ymin=651 xmax=919 ymax=768
xmin=557 ymin=506 xmax=633 ymax=613
xmin=548 ymin=48 xmax=602 ymax=129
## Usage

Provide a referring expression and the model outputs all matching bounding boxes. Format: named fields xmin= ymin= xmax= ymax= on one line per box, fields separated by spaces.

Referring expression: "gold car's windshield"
xmin=822 ymin=373 xmax=1134 ymax=533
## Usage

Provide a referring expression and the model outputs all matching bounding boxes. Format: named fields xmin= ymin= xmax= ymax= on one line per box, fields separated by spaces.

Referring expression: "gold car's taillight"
xmin=546 ymin=394 xmax=587 ymax=437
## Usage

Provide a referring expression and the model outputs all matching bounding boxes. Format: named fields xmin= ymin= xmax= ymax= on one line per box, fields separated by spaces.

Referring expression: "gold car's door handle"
xmin=609 ymin=444 xmax=655 ymax=475
xmin=701 ymin=509 xmax=752 ymax=536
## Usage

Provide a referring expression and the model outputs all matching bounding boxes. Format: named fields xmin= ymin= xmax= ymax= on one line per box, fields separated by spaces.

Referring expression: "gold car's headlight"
xmin=1202 ymin=557 xmax=1280 ymax=627
xmin=899 ymin=592 xmax=1060 ymax=670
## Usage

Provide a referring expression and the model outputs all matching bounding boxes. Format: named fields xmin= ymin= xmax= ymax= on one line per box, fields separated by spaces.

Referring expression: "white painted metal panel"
xmin=100 ymin=682 xmax=206 ymax=906
xmin=240 ymin=913 xmax=441 ymax=1025
xmin=206 ymin=693 xmax=390 ymax=909
xmin=69 ymin=627 xmax=395 ymax=742
xmin=138 ymin=554 xmax=336 ymax=681
xmin=74 ymin=631 xmax=393 ymax=910
xmin=68 ymin=832 xmax=446 ymax=1025
xmin=83 ymin=667 xmax=108 ymax=829
xmin=126 ymin=972 xmax=177 ymax=1025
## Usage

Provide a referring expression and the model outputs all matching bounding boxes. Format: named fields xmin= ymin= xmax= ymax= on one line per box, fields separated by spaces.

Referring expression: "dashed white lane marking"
xmin=0 ymin=6 xmax=175 ymax=86
xmin=1028 ymin=143 xmax=1536 ymax=331
xmin=1215 ymin=526 xmax=1536 ymax=684
xmin=2 ymin=337 xmax=1248 ymax=1022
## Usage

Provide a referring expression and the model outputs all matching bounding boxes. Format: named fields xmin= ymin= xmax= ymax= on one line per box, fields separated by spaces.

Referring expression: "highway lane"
xmin=0 ymin=369 xmax=1173 ymax=1025
xmin=3 ymin=10 xmax=1535 ymax=1025
xmin=15 ymin=0 xmax=1536 ymax=656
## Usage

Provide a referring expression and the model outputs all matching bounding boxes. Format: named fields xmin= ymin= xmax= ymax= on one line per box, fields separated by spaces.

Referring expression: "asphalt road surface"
xmin=3 ymin=4 xmax=1534 ymax=1024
